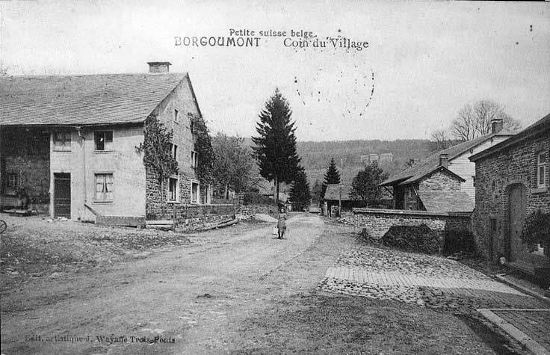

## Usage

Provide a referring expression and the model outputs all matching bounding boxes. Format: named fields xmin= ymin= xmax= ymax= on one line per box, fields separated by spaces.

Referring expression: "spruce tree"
xmin=252 ymin=89 xmax=300 ymax=206
xmin=289 ymin=167 xmax=311 ymax=211
xmin=350 ymin=162 xmax=389 ymax=206
xmin=321 ymin=158 xmax=341 ymax=199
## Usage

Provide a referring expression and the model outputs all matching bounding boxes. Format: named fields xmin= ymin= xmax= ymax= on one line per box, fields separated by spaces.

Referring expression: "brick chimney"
xmin=491 ymin=118 xmax=504 ymax=134
xmin=147 ymin=62 xmax=171 ymax=74
xmin=439 ymin=153 xmax=449 ymax=168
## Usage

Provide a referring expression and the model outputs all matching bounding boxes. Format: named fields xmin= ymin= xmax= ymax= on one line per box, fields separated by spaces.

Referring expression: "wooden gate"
xmin=54 ymin=173 xmax=71 ymax=218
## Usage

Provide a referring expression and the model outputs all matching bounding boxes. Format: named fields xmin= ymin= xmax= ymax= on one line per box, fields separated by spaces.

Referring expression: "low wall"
xmin=353 ymin=208 xmax=472 ymax=253
xmin=238 ymin=204 xmax=279 ymax=219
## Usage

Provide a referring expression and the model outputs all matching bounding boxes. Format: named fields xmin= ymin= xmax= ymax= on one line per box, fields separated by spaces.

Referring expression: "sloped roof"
xmin=0 ymin=73 xmax=188 ymax=126
xmin=381 ymin=131 xmax=513 ymax=186
xmin=418 ymin=190 xmax=474 ymax=212
xmin=325 ymin=184 xmax=353 ymax=201
xmin=470 ymin=113 xmax=550 ymax=162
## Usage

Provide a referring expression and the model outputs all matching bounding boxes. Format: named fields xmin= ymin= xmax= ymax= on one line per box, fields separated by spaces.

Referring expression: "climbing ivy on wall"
xmin=137 ymin=114 xmax=178 ymax=185
xmin=190 ymin=113 xmax=214 ymax=185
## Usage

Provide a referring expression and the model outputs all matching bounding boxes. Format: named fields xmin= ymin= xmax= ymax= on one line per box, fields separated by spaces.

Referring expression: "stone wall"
xmin=239 ymin=204 xmax=279 ymax=219
xmin=472 ymin=132 xmax=549 ymax=261
xmin=1 ymin=127 xmax=50 ymax=210
xmin=353 ymin=208 xmax=472 ymax=253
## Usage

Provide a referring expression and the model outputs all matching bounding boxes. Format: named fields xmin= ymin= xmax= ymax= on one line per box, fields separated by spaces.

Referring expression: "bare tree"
xmin=451 ymin=100 xmax=521 ymax=141
xmin=430 ymin=129 xmax=452 ymax=150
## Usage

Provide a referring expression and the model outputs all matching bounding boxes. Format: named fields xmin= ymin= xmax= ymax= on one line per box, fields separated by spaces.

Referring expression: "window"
xmin=94 ymin=131 xmax=113 ymax=151
xmin=172 ymin=144 xmax=177 ymax=159
xmin=53 ymin=132 xmax=71 ymax=151
xmin=168 ymin=177 xmax=178 ymax=202
xmin=190 ymin=120 xmax=195 ymax=134
xmin=7 ymin=173 xmax=18 ymax=189
xmin=537 ymin=151 xmax=548 ymax=188
xmin=191 ymin=182 xmax=199 ymax=203
xmin=191 ymin=151 xmax=198 ymax=168
xmin=95 ymin=173 xmax=113 ymax=201
xmin=174 ymin=109 xmax=179 ymax=122
xmin=472 ymin=176 xmax=476 ymax=187
xmin=490 ymin=218 xmax=497 ymax=232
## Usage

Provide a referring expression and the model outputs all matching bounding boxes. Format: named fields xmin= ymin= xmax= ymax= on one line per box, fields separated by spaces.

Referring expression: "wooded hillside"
xmin=245 ymin=138 xmax=436 ymax=186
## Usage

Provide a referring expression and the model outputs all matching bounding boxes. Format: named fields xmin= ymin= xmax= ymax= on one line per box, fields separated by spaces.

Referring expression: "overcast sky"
xmin=1 ymin=0 xmax=549 ymax=141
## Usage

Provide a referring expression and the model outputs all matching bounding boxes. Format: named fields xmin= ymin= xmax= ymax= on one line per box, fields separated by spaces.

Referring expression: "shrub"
xmin=443 ymin=230 xmax=476 ymax=255
xmin=381 ymin=224 xmax=440 ymax=254
xmin=521 ymin=209 xmax=550 ymax=257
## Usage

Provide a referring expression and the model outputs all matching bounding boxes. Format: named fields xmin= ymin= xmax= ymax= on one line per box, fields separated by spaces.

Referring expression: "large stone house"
xmin=0 ymin=62 xmax=211 ymax=224
xmin=380 ymin=120 xmax=513 ymax=213
xmin=469 ymin=114 xmax=549 ymax=275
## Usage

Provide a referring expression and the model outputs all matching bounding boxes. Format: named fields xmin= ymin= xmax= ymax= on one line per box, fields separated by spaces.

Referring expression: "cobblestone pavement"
xmin=318 ymin=244 xmax=548 ymax=313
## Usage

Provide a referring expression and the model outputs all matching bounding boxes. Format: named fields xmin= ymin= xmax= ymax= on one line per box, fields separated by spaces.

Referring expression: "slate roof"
xmin=0 ymin=73 xmax=188 ymax=126
xmin=470 ymin=113 xmax=550 ymax=162
xmin=418 ymin=190 xmax=474 ymax=212
xmin=381 ymin=131 xmax=514 ymax=186
xmin=324 ymin=184 xmax=353 ymax=201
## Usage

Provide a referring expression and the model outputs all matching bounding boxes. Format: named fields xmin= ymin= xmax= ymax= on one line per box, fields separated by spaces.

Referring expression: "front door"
xmin=54 ymin=173 xmax=71 ymax=218
xmin=508 ymin=184 xmax=529 ymax=263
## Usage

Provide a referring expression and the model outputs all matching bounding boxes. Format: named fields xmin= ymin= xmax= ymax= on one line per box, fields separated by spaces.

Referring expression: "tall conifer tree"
xmin=252 ymin=89 xmax=300 ymax=206
xmin=321 ymin=158 xmax=341 ymax=199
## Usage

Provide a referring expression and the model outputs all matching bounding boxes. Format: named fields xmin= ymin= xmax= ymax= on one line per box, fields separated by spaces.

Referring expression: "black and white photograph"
xmin=1 ymin=1 xmax=549 ymax=354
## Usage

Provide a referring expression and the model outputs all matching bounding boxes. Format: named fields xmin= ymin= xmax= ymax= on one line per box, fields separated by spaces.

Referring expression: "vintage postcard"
xmin=1 ymin=1 xmax=549 ymax=354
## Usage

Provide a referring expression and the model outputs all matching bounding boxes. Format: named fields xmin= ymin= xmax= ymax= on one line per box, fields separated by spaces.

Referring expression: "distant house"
xmin=380 ymin=119 xmax=513 ymax=212
xmin=469 ymin=114 xmax=549 ymax=275
xmin=0 ymin=62 xmax=211 ymax=223
xmin=323 ymin=184 xmax=355 ymax=216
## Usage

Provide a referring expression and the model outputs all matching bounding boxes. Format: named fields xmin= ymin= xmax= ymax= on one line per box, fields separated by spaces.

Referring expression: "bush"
xmin=358 ymin=228 xmax=381 ymax=245
xmin=521 ymin=209 xmax=550 ymax=256
xmin=443 ymin=230 xmax=476 ymax=255
xmin=381 ymin=224 xmax=440 ymax=254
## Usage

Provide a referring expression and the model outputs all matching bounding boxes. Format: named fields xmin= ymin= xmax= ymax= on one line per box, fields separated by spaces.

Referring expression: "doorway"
xmin=507 ymin=184 xmax=528 ymax=263
xmin=54 ymin=173 xmax=71 ymax=218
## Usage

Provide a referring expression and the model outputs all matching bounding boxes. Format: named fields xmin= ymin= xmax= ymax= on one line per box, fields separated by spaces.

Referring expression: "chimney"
xmin=439 ymin=153 xmax=449 ymax=168
xmin=147 ymin=61 xmax=171 ymax=74
xmin=491 ymin=118 xmax=504 ymax=134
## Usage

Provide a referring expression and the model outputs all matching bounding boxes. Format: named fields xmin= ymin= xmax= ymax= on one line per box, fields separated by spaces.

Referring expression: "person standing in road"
xmin=277 ymin=208 xmax=287 ymax=239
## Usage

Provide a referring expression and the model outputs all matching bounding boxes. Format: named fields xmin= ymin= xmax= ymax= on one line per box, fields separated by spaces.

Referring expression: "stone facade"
xmin=0 ymin=127 xmax=50 ymax=211
xmin=419 ymin=170 xmax=461 ymax=192
xmin=472 ymin=132 xmax=549 ymax=263
xmin=403 ymin=170 xmax=462 ymax=210
xmin=143 ymin=73 xmax=214 ymax=219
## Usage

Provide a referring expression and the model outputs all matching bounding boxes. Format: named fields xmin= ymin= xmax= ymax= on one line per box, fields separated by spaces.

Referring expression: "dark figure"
xmin=277 ymin=209 xmax=287 ymax=239
xmin=17 ymin=188 xmax=30 ymax=210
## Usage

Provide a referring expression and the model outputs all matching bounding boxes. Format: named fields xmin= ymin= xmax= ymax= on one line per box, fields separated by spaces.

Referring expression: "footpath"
xmin=319 ymin=244 xmax=550 ymax=354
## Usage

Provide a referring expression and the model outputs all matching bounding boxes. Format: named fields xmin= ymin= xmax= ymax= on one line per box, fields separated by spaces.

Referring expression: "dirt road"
xmin=1 ymin=214 xmax=512 ymax=354
xmin=2 ymin=214 xmax=325 ymax=354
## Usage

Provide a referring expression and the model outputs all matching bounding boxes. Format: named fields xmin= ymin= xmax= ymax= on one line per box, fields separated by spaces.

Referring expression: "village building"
xmin=0 ymin=62 xmax=211 ymax=224
xmin=380 ymin=119 xmax=513 ymax=213
xmin=469 ymin=114 xmax=549 ymax=275
xmin=323 ymin=184 xmax=354 ymax=216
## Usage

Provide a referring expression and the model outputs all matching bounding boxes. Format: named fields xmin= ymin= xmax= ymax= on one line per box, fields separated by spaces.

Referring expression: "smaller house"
xmin=323 ymin=184 xmax=354 ymax=216
xmin=380 ymin=119 xmax=513 ymax=213
xmin=470 ymin=113 xmax=549 ymax=276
